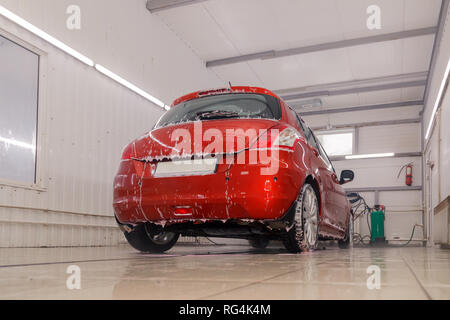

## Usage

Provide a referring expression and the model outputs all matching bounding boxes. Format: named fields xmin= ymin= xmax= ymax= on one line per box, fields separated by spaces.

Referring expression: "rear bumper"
xmin=113 ymin=152 xmax=305 ymax=225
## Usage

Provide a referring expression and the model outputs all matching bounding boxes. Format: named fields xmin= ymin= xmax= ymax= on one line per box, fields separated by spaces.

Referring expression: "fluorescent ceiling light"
xmin=0 ymin=136 xmax=35 ymax=150
xmin=425 ymin=57 xmax=450 ymax=140
xmin=0 ymin=5 xmax=94 ymax=67
xmin=95 ymin=64 xmax=166 ymax=109
xmin=345 ymin=153 xmax=395 ymax=160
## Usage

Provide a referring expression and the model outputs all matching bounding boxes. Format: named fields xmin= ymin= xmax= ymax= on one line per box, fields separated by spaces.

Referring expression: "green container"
xmin=370 ymin=210 xmax=386 ymax=243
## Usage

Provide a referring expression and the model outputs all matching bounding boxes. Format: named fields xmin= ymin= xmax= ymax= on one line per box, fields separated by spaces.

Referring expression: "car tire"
xmin=283 ymin=183 xmax=319 ymax=253
xmin=124 ymin=223 xmax=179 ymax=253
xmin=338 ymin=214 xmax=351 ymax=249
xmin=249 ymin=237 xmax=270 ymax=249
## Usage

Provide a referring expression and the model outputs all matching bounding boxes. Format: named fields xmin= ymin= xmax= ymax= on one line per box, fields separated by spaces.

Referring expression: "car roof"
xmin=171 ymin=86 xmax=282 ymax=107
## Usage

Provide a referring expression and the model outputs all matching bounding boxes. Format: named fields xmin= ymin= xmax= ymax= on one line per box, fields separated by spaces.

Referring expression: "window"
xmin=291 ymin=111 xmax=318 ymax=149
xmin=316 ymin=138 xmax=335 ymax=172
xmin=316 ymin=129 xmax=354 ymax=156
xmin=0 ymin=34 xmax=39 ymax=184
xmin=305 ymin=127 xmax=320 ymax=150
xmin=156 ymin=93 xmax=281 ymax=128
xmin=291 ymin=109 xmax=308 ymax=137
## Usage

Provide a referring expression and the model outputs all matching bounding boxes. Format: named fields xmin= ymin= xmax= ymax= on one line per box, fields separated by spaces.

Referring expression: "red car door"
xmin=315 ymin=137 xmax=349 ymax=233
xmin=312 ymin=146 xmax=337 ymax=227
xmin=332 ymin=175 xmax=350 ymax=231
xmin=311 ymin=141 xmax=342 ymax=233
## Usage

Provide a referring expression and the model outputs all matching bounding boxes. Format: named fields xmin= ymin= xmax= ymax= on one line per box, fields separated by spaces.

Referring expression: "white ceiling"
xmin=155 ymin=0 xmax=442 ymax=109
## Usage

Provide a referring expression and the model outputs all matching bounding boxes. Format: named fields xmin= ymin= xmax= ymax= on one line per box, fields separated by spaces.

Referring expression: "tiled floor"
xmin=0 ymin=244 xmax=449 ymax=300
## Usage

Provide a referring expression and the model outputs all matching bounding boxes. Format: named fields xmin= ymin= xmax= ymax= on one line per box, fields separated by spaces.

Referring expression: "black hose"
xmin=352 ymin=233 xmax=371 ymax=245
xmin=347 ymin=192 xmax=372 ymax=245
xmin=390 ymin=224 xmax=421 ymax=247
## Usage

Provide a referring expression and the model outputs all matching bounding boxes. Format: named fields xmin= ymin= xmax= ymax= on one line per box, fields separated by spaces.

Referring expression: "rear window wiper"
xmin=195 ymin=110 xmax=240 ymax=120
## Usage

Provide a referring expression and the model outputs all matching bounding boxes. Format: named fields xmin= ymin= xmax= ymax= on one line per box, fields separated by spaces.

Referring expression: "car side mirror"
xmin=340 ymin=170 xmax=354 ymax=185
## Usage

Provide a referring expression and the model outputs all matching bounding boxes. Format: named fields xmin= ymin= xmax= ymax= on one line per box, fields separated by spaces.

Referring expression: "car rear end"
xmin=113 ymin=88 xmax=307 ymax=235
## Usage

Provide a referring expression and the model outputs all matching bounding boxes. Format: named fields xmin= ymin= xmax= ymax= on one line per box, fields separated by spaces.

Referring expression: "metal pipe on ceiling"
xmin=206 ymin=27 xmax=437 ymax=68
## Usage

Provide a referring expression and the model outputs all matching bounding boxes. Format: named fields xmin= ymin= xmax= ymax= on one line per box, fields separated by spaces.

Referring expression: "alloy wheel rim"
xmin=296 ymin=186 xmax=318 ymax=248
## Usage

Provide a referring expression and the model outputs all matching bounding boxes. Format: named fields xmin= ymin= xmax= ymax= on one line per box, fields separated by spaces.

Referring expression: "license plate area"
xmin=154 ymin=158 xmax=218 ymax=178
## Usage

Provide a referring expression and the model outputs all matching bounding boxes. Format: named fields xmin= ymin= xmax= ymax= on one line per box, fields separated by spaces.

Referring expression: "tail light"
xmin=273 ymin=127 xmax=302 ymax=148
xmin=252 ymin=126 xmax=302 ymax=150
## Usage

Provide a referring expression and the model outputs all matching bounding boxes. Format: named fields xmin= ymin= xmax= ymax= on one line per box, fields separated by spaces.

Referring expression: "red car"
xmin=113 ymin=86 xmax=354 ymax=253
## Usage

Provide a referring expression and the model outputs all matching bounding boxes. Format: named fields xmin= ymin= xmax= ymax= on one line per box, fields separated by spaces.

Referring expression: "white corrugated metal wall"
xmin=0 ymin=32 xmax=163 ymax=246
xmin=0 ymin=0 xmax=224 ymax=247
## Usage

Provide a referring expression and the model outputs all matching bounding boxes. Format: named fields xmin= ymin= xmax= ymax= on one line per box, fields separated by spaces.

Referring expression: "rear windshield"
xmin=155 ymin=93 xmax=282 ymax=129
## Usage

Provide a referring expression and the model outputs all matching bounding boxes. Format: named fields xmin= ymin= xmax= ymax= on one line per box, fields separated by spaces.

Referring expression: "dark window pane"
xmin=156 ymin=93 xmax=281 ymax=128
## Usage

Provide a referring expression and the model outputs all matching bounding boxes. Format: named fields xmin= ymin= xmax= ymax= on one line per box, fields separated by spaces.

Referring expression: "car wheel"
xmin=283 ymin=183 xmax=319 ymax=253
xmin=249 ymin=237 xmax=270 ymax=249
xmin=124 ymin=223 xmax=179 ymax=253
xmin=338 ymin=213 xmax=351 ymax=249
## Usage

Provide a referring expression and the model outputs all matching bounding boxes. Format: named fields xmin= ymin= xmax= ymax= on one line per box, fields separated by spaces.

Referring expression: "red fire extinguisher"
xmin=405 ymin=164 xmax=413 ymax=186
xmin=398 ymin=163 xmax=413 ymax=186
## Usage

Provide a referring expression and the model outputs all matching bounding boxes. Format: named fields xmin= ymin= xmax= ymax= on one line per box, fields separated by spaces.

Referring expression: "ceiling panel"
xmin=404 ymin=0 xmax=442 ymax=29
xmin=202 ymin=0 xmax=343 ymax=54
xmin=402 ymin=35 xmax=435 ymax=72
xmin=156 ymin=4 xmax=238 ymax=60
xmin=346 ymin=40 xmax=404 ymax=78
xmin=211 ymin=62 xmax=265 ymax=87
xmin=357 ymin=88 xmax=404 ymax=105
xmin=248 ymin=48 xmax=354 ymax=90
xmin=400 ymin=86 xmax=426 ymax=101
